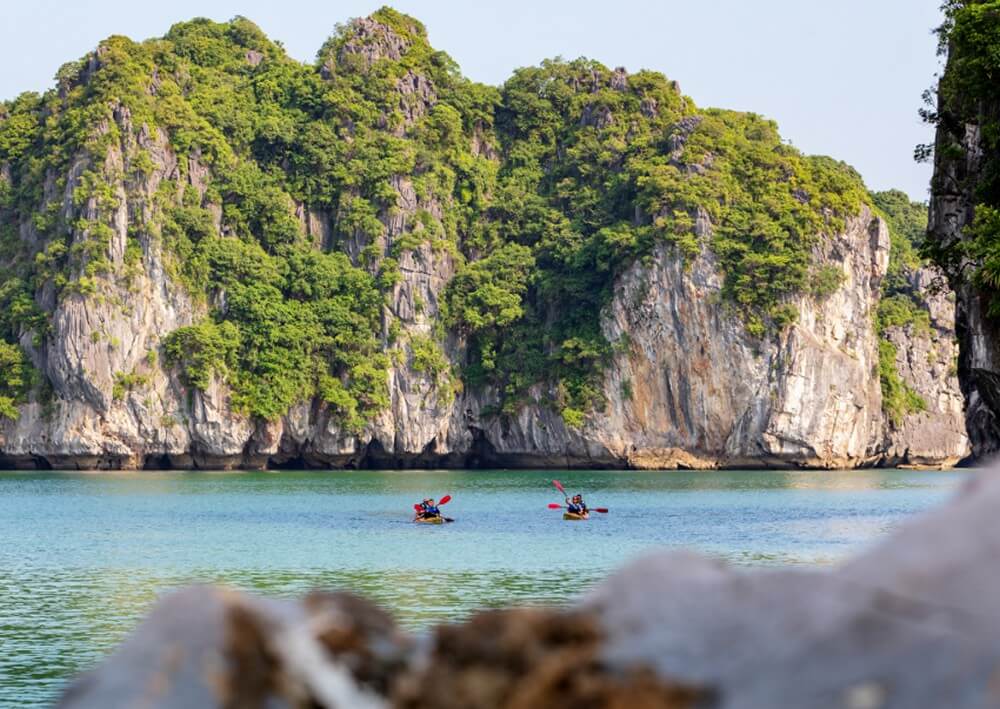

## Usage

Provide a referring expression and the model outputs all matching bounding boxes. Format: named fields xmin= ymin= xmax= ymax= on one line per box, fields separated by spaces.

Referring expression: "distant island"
xmin=0 ymin=7 xmax=971 ymax=470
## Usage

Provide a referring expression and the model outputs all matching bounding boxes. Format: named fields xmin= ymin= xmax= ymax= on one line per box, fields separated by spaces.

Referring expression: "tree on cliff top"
xmin=0 ymin=8 xmax=875 ymax=427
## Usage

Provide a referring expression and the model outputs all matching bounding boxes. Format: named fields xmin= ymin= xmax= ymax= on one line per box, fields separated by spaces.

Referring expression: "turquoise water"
xmin=0 ymin=468 xmax=964 ymax=706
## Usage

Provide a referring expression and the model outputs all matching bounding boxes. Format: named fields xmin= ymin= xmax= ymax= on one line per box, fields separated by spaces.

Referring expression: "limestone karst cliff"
xmin=0 ymin=8 xmax=969 ymax=469
xmin=926 ymin=0 xmax=1000 ymax=462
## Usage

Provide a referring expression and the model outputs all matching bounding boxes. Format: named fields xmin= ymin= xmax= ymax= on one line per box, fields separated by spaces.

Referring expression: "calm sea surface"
xmin=0 ymin=468 xmax=965 ymax=706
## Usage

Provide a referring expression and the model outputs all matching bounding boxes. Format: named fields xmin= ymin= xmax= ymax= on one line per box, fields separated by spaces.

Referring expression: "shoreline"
xmin=0 ymin=458 xmax=972 ymax=472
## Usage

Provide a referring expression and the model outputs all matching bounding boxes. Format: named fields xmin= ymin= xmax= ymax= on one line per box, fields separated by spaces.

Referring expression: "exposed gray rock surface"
xmin=881 ymin=267 xmax=969 ymax=467
xmin=0 ymin=157 xmax=971 ymax=470
xmin=928 ymin=94 xmax=1000 ymax=461
xmin=591 ymin=210 xmax=890 ymax=469
xmin=0 ymin=17 xmax=971 ymax=471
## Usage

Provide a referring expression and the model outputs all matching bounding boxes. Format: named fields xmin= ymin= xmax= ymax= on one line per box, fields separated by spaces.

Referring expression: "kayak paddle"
xmin=551 ymin=482 xmax=606 ymax=512
xmin=547 ymin=503 xmax=608 ymax=513
xmin=414 ymin=495 xmax=451 ymax=511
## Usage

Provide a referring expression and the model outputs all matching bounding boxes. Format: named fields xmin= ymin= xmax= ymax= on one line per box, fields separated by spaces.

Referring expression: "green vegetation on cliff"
xmin=926 ymin=1 xmax=1000 ymax=312
xmin=0 ymin=7 xmax=879 ymax=427
xmin=871 ymin=189 xmax=931 ymax=426
xmin=447 ymin=59 xmax=869 ymax=419
xmin=873 ymin=189 xmax=924 ymax=293
xmin=0 ymin=10 xmax=493 ymax=424
xmin=163 ymin=240 xmax=388 ymax=424
xmin=872 ymin=189 xmax=932 ymax=340
xmin=0 ymin=341 xmax=33 ymax=420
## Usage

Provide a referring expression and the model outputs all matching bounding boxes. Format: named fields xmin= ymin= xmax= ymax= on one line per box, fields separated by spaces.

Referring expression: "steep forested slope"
xmin=0 ymin=9 xmax=968 ymax=468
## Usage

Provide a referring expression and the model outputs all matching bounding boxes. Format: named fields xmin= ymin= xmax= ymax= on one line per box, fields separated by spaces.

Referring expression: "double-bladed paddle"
xmin=547 ymin=502 xmax=608 ymax=513
xmin=413 ymin=495 xmax=453 ymax=521
xmin=413 ymin=495 xmax=451 ymax=511
xmin=551 ymin=480 xmax=607 ymax=512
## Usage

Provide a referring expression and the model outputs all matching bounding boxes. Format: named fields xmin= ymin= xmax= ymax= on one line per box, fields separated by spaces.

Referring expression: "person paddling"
xmin=415 ymin=498 xmax=441 ymax=520
xmin=548 ymin=480 xmax=607 ymax=518
xmin=566 ymin=493 xmax=588 ymax=517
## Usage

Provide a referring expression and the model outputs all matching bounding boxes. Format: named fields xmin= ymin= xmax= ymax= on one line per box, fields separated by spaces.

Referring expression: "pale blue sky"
xmin=2 ymin=0 xmax=942 ymax=200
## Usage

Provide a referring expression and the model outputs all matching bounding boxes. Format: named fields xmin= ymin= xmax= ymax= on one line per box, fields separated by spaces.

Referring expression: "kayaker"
xmin=416 ymin=498 xmax=441 ymax=520
xmin=566 ymin=494 xmax=588 ymax=516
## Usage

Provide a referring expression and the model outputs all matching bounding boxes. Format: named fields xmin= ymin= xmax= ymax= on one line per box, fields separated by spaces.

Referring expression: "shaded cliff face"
xmin=0 ymin=9 xmax=969 ymax=469
xmin=927 ymin=108 xmax=1000 ymax=460
xmin=881 ymin=267 xmax=969 ymax=467
xmin=925 ymin=1 xmax=1000 ymax=461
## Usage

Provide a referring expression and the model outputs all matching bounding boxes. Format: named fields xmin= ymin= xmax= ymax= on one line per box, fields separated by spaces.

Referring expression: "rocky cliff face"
xmin=0 ymin=11 xmax=970 ymax=469
xmin=451 ymin=209 xmax=968 ymax=470
xmin=594 ymin=210 xmax=890 ymax=469
xmin=928 ymin=110 xmax=1000 ymax=460
xmin=0 ymin=196 xmax=967 ymax=470
xmin=2 ymin=105 xmax=212 ymax=470
xmin=924 ymin=1 xmax=1000 ymax=462
xmin=881 ymin=267 xmax=969 ymax=466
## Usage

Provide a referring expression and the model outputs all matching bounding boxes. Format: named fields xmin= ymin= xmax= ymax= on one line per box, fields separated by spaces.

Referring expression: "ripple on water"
xmin=0 ymin=467 xmax=964 ymax=706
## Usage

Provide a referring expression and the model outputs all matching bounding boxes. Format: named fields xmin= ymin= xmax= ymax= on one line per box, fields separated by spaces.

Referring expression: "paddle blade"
xmin=438 ymin=495 xmax=451 ymax=506
xmin=594 ymin=508 xmax=609 ymax=513
xmin=552 ymin=479 xmax=566 ymax=495
xmin=547 ymin=503 xmax=564 ymax=509
xmin=413 ymin=504 xmax=423 ymax=512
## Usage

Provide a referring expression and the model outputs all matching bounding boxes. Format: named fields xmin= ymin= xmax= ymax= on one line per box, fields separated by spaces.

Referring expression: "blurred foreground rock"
xmin=60 ymin=473 xmax=1000 ymax=709
xmin=58 ymin=589 xmax=409 ymax=709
